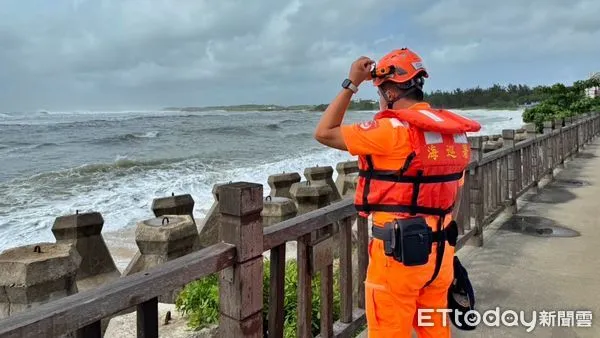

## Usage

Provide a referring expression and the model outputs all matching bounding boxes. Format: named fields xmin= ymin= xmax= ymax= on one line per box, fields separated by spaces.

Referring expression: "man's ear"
xmin=383 ymin=88 xmax=398 ymax=102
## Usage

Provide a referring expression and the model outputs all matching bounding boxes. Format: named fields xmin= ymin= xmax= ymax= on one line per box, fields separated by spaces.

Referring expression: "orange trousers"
xmin=364 ymin=237 xmax=455 ymax=337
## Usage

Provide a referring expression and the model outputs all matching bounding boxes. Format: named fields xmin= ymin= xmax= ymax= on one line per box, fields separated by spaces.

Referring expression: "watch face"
xmin=342 ymin=79 xmax=351 ymax=88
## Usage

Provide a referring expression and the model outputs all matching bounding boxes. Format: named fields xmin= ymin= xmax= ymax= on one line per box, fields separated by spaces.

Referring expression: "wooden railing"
xmin=0 ymin=112 xmax=599 ymax=338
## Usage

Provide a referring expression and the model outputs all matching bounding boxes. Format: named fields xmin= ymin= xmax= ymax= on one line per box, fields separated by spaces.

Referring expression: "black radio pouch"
xmin=382 ymin=217 xmax=433 ymax=266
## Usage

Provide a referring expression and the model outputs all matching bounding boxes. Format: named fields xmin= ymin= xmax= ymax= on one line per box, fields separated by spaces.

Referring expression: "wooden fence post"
xmin=543 ymin=121 xmax=554 ymax=180
xmin=574 ymin=117 xmax=581 ymax=152
xmin=502 ymin=130 xmax=518 ymax=214
xmin=553 ymin=119 xmax=564 ymax=169
xmin=559 ymin=118 xmax=567 ymax=167
xmin=218 ymin=182 xmax=264 ymax=338
xmin=582 ymin=115 xmax=588 ymax=144
xmin=468 ymin=136 xmax=484 ymax=247
xmin=564 ymin=117 xmax=573 ymax=161
xmin=587 ymin=115 xmax=591 ymax=142
xmin=525 ymin=123 xmax=539 ymax=194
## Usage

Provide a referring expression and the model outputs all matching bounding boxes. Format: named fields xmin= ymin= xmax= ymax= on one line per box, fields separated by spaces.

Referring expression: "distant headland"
xmin=162 ymin=79 xmax=600 ymax=118
xmin=162 ymin=104 xmax=316 ymax=112
xmin=162 ymin=83 xmax=553 ymax=113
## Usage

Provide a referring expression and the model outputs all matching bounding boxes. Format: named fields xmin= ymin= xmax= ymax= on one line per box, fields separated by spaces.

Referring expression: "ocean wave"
xmin=281 ymin=131 xmax=313 ymax=139
xmin=93 ymin=131 xmax=160 ymax=145
xmin=27 ymin=156 xmax=177 ymax=181
xmin=205 ymin=125 xmax=257 ymax=136
xmin=0 ymin=147 xmax=353 ymax=250
xmin=3 ymin=154 xmax=237 ymax=191
xmin=2 ymin=142 xmax=59 ymax=154
xmin=199 ymin=119 xmax=308 ymax=135
xmin=30 ymin=142 xmax=58 ymax=149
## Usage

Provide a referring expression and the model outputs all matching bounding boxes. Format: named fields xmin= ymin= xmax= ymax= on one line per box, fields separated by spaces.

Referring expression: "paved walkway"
xmin=359 ymin=138 xmax=600 ymax=338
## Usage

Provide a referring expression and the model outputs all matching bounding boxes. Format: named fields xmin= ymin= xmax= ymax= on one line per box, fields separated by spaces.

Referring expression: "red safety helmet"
xmin=371 ymin=48 xmax=428 ymax=89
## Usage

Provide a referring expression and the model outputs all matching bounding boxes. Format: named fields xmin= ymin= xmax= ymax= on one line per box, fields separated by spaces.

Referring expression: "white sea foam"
xmin=0 ymin=147 xmax=352 ymax=249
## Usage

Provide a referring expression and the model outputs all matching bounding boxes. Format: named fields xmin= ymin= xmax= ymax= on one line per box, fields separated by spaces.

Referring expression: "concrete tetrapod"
xmin=52 ymin=211 xmax=120 ymax=292
xmin=290 ymin=181 xmax=332 ymax=214
xmin=335 ymin=160 xmax=359 ymax=198
xmin=151 ymin=193 xmax=201 ymax=251
xmin=0 ymin=243 xmax=81 ymax=320
xmin=122 ymin=214 xmax=199 ymax=303
xmin=261 ymin=195 xmax=298 ymax=227
xmin=267 ymin=172 xmax=301 ymax=199
xmin=290 ymin=181 xmax=334 ymax=242
xmin=304 ymin=166 xmax=341 ymax=203
xmin=151 ymin=193 xmax=195 ymax=221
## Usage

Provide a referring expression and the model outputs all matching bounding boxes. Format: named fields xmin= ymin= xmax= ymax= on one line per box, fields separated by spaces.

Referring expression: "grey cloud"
xmin=418 ymin=0 xmax=600 ymax=64
xmin=1 ymin=0 xmax=597 ymax=111
xmin=5 ymin=0 xmax=398 ymax=87
xmin=1 ymin=0 xmax=383 ymax=109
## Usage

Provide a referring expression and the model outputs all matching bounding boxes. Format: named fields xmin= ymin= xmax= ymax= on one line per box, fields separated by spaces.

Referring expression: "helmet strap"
xmin=383 ymin=85 xmax=417 ymax=109
xmin=380 ymin=76 xmax=424 ymax=109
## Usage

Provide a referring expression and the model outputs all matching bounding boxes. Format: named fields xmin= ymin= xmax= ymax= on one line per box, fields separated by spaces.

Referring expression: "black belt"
xmin=356 ymin=204 xmax=455 ymax=217
xmin=372 ymin=221 xmax=458 ymax=247
xmin=358 ymin=170 xmax=463 ymax=184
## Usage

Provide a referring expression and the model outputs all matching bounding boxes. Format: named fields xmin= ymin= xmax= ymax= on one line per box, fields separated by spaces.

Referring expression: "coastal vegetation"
xmin=175 ymin=258 xmax=344 ymax=337
xmin=522 ymin=78 xmax=600 ymax=131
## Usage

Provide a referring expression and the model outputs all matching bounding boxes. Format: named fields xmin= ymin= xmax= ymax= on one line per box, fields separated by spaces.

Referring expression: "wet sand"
xmin=103 ymin=225 xmax=139 ymax=273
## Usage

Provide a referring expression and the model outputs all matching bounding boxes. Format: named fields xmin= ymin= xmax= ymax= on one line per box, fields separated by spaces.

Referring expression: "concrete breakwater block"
xmin=304 ymin=166 xmax=341 ymax=202
xmin=122 ymin=215 xmax=199 ymax=303
xmin=483 ymin=140 xmax=503 ymax=152
xmin=335 ymin=160 xmax=359 ymax=198
xmin=525 ymin=123 xmax=537 ymax=135
xmin=152 ymin=193 xmax=196 ymax=221
xmin=52 ymin=211 xmax=120 ymax=291
xmin=290 ymin=182 xmax=332 ymax=214
xmin=291 ymin=181 xmax=334 ymax=240
xmin=268 ymin=172 xmax=301 ymax=199
xmin=515 ymin=133 xmax=528 ymax=142
xmin=261 ymin=196 xmax=297 ymax=227
xmin=482 ymin=130 xmax=529 ymax=153
xmin=0 ymin=243 xmax=81 ymax=319
xmin=152 ymin=193 xmax=201 ymax=251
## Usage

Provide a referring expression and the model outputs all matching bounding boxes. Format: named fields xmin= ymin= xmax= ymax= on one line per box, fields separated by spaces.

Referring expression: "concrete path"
xmin=454 ymin=138 xmax=600 ymax=337
xmin=359 ymin=138 xmax=600 ymax=338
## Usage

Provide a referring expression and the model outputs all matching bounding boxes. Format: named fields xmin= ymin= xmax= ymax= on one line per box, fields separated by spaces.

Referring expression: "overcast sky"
xmin=1 ymin=0 xmax=599 ymax=112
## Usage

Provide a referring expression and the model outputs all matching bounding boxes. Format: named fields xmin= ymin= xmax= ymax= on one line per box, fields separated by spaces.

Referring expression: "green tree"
xmin=522 ymin=78 xmax=600 ymax=131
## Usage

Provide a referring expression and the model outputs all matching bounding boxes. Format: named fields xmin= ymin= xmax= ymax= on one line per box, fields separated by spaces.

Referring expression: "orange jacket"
xmin=341 ymin=102 xmax=481 ymax=229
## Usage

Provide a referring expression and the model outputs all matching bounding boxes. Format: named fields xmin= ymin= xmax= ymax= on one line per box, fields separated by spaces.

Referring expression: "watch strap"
xmin=342 ymin=79 xmax=358 ymax=93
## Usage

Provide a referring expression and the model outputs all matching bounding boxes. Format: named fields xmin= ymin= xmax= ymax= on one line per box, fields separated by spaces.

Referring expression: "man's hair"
xmin=379 ymin=80 xmax=424 ymax=101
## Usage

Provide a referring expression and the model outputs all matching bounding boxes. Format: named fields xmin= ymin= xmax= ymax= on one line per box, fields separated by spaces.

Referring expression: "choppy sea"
xmin=0 ymin=108 xmax=524 ymax=254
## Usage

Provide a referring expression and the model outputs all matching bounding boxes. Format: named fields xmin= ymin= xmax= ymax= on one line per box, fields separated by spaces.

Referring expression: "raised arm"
xmin=314 ymin=56 xmax=375 ymax=150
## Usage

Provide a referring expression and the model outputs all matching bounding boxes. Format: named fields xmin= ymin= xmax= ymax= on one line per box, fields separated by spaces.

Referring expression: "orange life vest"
xmin=354 ymin=107 xmax=481 ymax=218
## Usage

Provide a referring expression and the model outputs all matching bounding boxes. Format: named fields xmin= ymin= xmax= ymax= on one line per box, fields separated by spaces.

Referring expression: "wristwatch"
xmin=342 ymin=78 xmax=358 ymax=94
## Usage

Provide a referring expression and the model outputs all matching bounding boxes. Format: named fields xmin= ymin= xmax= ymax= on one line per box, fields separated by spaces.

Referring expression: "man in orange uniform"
xmin=314 ymin=48 xmax=481 ymax=337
